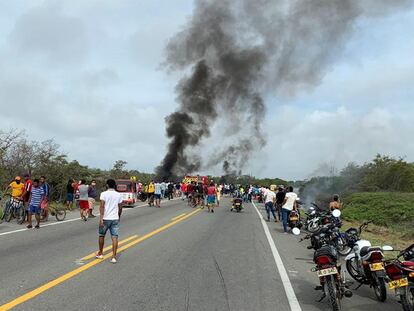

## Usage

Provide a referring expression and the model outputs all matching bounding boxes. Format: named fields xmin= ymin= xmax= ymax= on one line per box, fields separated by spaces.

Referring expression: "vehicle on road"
xmin=116 ymin=179 xmax=138 ymax=207
xmin=345 ymin=221 xmax=389 ymax=302
xmin=384 ymin=244 xmax=414 ymax=311
xmin=231 ymin=197 xmax=243 ymax=212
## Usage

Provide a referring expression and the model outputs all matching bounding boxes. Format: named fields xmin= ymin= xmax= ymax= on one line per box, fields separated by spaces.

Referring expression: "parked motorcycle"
xmin=385 ymin=244 xmax=414 ymax=311
xmin=345 ymin=221 xmax=390 ymax=302
xmin=298 ymin=220 xmax=352 ymax=311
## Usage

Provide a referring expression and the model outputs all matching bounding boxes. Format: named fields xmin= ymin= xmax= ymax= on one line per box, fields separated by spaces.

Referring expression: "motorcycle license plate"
xmin=317 ymin=267 xmax=338 ymax=277
xmin=388 ymin=278 xmax=408 ymax=290
xmin=370 ymin=263 xmax=384 ymax=271
xmin=235 ymin=203 xmax=240 ymax=206
xmin=290 ymin=217 xmax=299 ymax=221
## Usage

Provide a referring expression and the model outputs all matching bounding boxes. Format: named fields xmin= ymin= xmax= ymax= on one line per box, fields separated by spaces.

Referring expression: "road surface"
xmin=0 ymin=198 xmax=402 ymax=310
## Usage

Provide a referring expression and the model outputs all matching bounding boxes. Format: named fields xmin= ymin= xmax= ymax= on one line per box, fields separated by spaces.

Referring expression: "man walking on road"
xmin=96 ymin=179 xmax=123 ymax=264
xmin=78 ymin=180 xmax=89 ymax=221
xmin=264 ymin=187 xmax=277 ymax=222
xmin=275 ymin=186 xmax=286 ymax=221
xmin=281 ymin=186 xmax=298 ymax=233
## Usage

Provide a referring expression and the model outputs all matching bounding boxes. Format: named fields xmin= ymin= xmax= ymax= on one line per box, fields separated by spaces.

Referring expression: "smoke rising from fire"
xmin=155 ymin=0 xmax=412 ymax=180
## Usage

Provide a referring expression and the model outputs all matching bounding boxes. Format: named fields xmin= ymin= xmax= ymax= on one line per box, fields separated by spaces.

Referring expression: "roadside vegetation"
xmin=300 ymin=155 xmax=414 ymax=247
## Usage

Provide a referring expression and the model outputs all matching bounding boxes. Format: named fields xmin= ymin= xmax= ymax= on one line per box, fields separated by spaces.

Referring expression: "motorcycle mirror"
xmin=292 ymin=228 xmax=301 ymax=236
xmin=382 ymin=245 xmax=394 ymax=251
xmin=332 ymin=209 xmax=341 ymax=218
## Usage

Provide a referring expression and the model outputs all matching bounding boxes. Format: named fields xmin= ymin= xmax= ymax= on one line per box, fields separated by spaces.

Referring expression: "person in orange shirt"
xmin=6 ymin=176 xmax=25 ymax=199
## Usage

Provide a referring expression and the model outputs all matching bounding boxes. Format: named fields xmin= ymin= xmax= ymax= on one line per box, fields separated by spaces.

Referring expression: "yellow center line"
xmin=171 ymin=213 xmax=187 ymax=221
xmin=0 ymin=208 xmax=202 ymax=311
xmin=80 ymin=235 xmax=139 ymax=261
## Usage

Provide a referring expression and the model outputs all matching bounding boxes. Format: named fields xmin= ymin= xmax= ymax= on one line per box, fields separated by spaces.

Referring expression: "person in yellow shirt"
xmin=147 ymin=181 xmax=155 ymax=206
xmin=6 ymin=176 xmax=25 ymax=199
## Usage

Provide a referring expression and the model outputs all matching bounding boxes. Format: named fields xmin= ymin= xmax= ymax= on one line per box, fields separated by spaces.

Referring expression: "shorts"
xmin=79 ymin=200 xmax=89 ymax=210
xmin=29 ymin=204 xmax=41 ymax=214
xmin=67 ymin=193 xmax=74 ymax=202
xmin=207 ymin=195 xmax=216 ymax=204
xmin=99 ymin=220 xmax=119 ymax=237
xmin=154 ymin=194 xmax=161 ymax=200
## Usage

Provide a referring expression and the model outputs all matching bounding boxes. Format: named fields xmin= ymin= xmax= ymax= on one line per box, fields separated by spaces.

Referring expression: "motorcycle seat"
xmin=360 ymin=246 xmax=382 ymax=258
xmin=401 ymin=261 xmax=414 ymax=269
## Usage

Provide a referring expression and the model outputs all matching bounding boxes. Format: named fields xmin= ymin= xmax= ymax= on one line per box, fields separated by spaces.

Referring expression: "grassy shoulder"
xmin=341 ymin=192 xmax=414 ymax=251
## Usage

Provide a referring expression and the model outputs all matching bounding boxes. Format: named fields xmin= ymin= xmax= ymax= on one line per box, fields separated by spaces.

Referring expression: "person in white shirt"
xmin=281 ymin=186 xmax=298 ymax=233
xmin=264 ymin=188 xmax=277 ymax=222
xmin=96 ymin=179 xmax=123 ymax=263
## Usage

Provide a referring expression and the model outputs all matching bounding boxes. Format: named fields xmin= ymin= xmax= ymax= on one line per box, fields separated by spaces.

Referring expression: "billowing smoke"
xmin=156 ymin=0 xmax=411 ymax=180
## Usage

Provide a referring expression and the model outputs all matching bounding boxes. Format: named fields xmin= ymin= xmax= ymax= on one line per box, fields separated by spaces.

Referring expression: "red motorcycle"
xmin=385 ymin=244 xmax=414 ymax=311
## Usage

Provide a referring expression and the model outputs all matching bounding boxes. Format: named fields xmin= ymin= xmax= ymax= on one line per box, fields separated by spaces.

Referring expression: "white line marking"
xmin=252 ymin=201 xmax=302 ymax=311
xmin=0 ymin=198 xmax=180 ymax=237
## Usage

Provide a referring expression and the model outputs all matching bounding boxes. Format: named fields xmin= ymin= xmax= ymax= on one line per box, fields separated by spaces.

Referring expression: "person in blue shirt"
xmin=27 ymin=179 xmax=45 ymax=229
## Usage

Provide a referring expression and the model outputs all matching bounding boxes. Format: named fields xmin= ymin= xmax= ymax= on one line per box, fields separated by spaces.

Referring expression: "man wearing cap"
xmin=7 ymin=176 xmax=25 ymax=200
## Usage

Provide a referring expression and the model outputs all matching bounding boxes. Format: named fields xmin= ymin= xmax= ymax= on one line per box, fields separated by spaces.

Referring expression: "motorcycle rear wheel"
xmin=325 ymin=275 xmax=341 ymax=311
xmin=400 ymin=283 xmax=413 ymax=311
xmin=373 ymin=275 xmax=387 ymax=302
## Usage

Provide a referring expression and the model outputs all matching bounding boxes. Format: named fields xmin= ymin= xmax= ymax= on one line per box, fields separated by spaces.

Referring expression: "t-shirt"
xmin=9 ymin=181 xmax=25 ymax=198
xmin=207 ymin=186 xmax=216 ymax=196
xmin=88 ymin=186 xmax=97 ymax=199
xmin=24 ymin=180 xmax=33 ymax=196
xmin=100 ymin=189 xmax=123 ymax=220
xmin=79 ymin=185 xmax=89 ymax=201
xmin=264 ymin=190 xmax=276 ymax=204
xmin=148 ymin=183 xmax=155 ymax=193
xmin=66 ymin=183 xmax=74 ymax=194
xmin=42 ymin=182 xmax=50 ymax=199
xmin=30 ymin=187 xmax=45 ymax=207
xmin=283 ymin=192 xmax=298 ymax=211
xmin=276 ymin=191 xmax=286 ymax=204
xmin=154 ymin=183 xmax=162 ymax=195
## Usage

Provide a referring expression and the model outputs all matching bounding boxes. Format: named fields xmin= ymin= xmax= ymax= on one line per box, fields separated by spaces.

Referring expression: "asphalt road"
xmin=0 ymin=198 xmax=402 ymax=311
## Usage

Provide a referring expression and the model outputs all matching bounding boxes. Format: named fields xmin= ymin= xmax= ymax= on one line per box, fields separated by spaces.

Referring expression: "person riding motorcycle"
xmin=231 ymin=195 xmax=243 ymax=212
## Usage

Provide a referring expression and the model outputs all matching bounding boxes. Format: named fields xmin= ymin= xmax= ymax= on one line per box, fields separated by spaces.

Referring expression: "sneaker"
xmin=26 ymin=225 xmax=33 ymax=229
xmin=211 ymin=209 xmax=214 ymax=213
xmin=110 ymin=258 xmax=117 ymax=264
xmin=89 ymin=214 xmax=96 ymax=218
xmin=35 ymin=225 xmax=40 ymax=229
xmin=95 ymin=254 xmax=104 ymax=259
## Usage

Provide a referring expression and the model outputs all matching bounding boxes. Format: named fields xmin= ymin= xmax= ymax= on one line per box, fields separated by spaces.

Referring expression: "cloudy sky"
xmin=0 ymin=0 xmax=413 ymax=180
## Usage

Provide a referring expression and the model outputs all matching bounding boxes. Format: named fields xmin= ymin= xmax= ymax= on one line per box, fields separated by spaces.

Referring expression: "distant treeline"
xmin=299 ymin=154 xmax=414 ymax=204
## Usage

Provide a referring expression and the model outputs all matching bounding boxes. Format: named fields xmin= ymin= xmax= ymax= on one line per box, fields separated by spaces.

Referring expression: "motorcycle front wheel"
xmin=336 ymin=236 xmax=351 ymax=256
xmin=346 ymin=258 xmax=365 ymax=283
xmin=325 ymin=275 xmax=341 ymax=311
xmin=307 ymin=221 xmax=320 ymax=233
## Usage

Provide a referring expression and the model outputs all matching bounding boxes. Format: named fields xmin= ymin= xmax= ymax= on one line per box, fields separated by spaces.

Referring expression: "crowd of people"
xmin=3 ymin=174 xmax=50 ymax=228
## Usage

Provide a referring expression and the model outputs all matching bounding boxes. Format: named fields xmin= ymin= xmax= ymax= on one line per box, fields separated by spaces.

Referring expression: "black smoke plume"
xmin=156 ymin=0 xmax=411 ymax=180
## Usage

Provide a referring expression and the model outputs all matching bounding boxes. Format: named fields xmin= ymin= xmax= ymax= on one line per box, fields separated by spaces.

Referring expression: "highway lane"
xmin=0 ymin=198 xmax=403 ymax=310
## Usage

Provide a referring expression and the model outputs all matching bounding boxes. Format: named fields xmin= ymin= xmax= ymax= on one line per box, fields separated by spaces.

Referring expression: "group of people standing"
xmin=5 ymin=174 xmax=50 ymax=228
xmin=66 ymin=179 xmax=97 ymax=221
xmin=262 ymin=185 xmax=298 ymax=233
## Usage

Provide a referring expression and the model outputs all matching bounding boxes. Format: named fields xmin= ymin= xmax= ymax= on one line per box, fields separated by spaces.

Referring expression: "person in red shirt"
xmin=207 ymin=182 xmax=217 ymax=213
xmin=22 ymin=173 xmax=33 ymax=221
xmin=180 ymin=183 xmax=187 ymax=201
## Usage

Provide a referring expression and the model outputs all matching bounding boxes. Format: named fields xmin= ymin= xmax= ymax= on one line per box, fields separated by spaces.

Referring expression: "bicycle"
xmin=40 ymin=201 xmax=67 ymax=222
xmin=1 ymin=194 xmax=26 ymax=224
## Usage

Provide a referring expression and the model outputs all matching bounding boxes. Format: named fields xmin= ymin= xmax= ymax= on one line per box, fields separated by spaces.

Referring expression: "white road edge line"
xmin=0 ymin=198 xmax=180 ymax=237
xmin=252 ymin=201 xmax=302 ymax=311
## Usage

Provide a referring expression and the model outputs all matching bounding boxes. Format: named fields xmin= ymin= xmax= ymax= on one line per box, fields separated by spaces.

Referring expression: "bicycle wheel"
xmin=4 ymin=203 xmax=13 ymax=222
xmin=55 ymin=209 xmax=66 ymax=221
